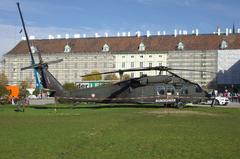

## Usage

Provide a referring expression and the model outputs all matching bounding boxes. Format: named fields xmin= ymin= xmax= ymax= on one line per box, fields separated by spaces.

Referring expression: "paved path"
xmin=191 ymin=102 xmax=240 ymax=108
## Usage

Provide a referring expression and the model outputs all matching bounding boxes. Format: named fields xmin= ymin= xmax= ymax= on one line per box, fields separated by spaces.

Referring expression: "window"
xmin=149 ymin=63 xmax=152 ymax=67
xmin=84 ymin=63 xmax=88 ymax=68
xmin=159 ymin=63 xmax=162 ymax=66
xmin=131 ymin=62 xmax=134 ymax=68
xmin=122 ymin=62 xmax=125 ymax=68
xmin=64 ymin=44 xmax=71 ymax=53
xmin=157 ymin=86 xmax=165 ymax=95
xmin=181 ymin=87 xmax=188 ymax=94
xmin=149 ymin=55 xmax=152 ymax=58
xmin=102 ymin=43 xmax=110 ymax=52
xmin=195 ymin=85 xmax=202 ymax=93
xmin=220 ymin=40 xmax=228 ymax=49
xmin=166 ymin=86 xmax=175 ymax=95
xmin=104 ymin=62 xmax=107 ymax=68
xmin=122 ymin=56 xmax=125 ymax=58
xmin=140 ymin=62 xmax=143 ymax=68
xmin=140 ymin=72 xmax=143 ymax=77
xmin=131 ymin=73 xmax=134 ymax=78
xmin=177 ymin=42 xmax=184 ymax=50
xmin=74 ymin=72 xmax=78 ymax=78
xmin=131 ymin=56 xmax=134 ymax=58
xmin=140 ymin=55 xmax=143 ymax=58
xmin=138 ymin=42 xmax=145 ymax=51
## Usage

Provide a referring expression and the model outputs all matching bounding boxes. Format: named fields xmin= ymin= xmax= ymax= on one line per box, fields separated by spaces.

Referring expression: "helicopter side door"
xmin=155 ymin=85 xmax=176 ymax=103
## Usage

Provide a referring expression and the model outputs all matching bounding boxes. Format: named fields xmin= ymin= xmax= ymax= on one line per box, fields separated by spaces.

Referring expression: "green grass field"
xmin=0 ymin=104 xmax=240 ymax=159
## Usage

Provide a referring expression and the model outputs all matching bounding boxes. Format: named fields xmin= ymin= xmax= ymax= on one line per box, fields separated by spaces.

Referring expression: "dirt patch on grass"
xmin=146 ymin=110 xmax=222 ymax=117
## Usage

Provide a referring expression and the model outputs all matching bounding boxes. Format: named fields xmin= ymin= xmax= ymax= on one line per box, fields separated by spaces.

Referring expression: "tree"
xmin=0 ymin=83 xmax=9 ymax=98
xmin=19 ymin=80 xmax=30 ymax=99
xmin=122 ymin=74 xmax=131 ymax=80
xmin=63 ymin=82 xmax=78 ymax=91
xmin=20 ymin=80 xmax=31 ymax=89
xmin=82 ymin=70 xmax=102 ymax=81
xmin=0 ymin=72 xmax=8 ymax=85
xmin=104 ymin=74 xmax=119 ymax=80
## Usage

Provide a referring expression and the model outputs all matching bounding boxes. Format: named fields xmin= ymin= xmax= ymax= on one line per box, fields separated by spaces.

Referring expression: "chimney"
xmin=95 ymin=33 xmax=99 ymax=38
xmin=174 ymin=29 xmax=177 ymax=37
xmin=56 ymin=34 xmax=61 ymax=39
xmin=217 ymin=27 xmax=221 ymax=36
xmin=136 ymin=31 xmax=141 ymax=37
xmin=105 ymin=32 xmax=108 ymax=37
xmin=48 ymin=35 xmax=54 ymax=39
xmin=65 ymin=34 xmax=69 ymax=39
xmin=229 ymin=28 xmax=232 ymax=34
xmin=146 ymin=30 xmax=151 ymax=37
xmin=74 ymin=34 xmax=80 ymax=38
xmin=29 ymin=35 xmax=35 ymax=40
xmin=226 ymin=28 xmax=229 ymax=36
xmin=196 ymin=29 xmax=199 ymax=36
xmin=179 ymin=30 xmax=182 ymax=35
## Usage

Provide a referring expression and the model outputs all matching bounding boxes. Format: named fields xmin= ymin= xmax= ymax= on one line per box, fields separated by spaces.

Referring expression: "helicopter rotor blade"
xmin=21 ymin=59 xmax=63 ymax=71
xmin=81 ymin=66 xmax=215 ymax=77
xmin=167 ymin=68 xmax=215 ymax=74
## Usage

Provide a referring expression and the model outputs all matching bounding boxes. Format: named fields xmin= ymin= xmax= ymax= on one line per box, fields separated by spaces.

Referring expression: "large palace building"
xmin=2 ymin=33 xmax=240 ymax=88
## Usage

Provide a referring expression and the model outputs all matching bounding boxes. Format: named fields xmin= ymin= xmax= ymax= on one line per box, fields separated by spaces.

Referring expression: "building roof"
xmin=5 ymin=34 xmax=240 ymax=55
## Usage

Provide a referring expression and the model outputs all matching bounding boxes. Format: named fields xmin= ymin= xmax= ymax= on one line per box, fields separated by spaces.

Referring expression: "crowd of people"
xmin=212 ymin=89 xmax=240 ymax=103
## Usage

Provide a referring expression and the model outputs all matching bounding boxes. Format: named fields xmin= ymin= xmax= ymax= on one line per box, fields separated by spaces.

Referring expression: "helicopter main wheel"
xmin=176 ymin=101 xmax=185 ymax=109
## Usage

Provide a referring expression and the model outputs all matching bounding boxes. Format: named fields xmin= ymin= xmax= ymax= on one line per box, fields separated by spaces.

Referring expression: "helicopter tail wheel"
xmin=176 ymin=102 xmax=185 ymax=109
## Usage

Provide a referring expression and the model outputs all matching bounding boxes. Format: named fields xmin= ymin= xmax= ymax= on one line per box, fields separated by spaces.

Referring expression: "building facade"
xmin=167 ymin=50 xmax=217 ymax=86
xmin=3 ymin=34 xmax=240 ymax=88
xmin=217 ymin=49 xmax=240 ymax=85
xmin=114 ymin=52 xmax=167 ymax=78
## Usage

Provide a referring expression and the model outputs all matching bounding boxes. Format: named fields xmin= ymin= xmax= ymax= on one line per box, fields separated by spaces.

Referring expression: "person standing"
xmin=211 ymin=89 xmax=216 ymax=107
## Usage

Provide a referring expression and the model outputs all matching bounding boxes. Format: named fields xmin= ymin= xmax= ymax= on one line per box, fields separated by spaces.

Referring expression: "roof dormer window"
xmin=138 ymin=42 xmax=145 ymax=51
xmin=177 ymin=42 xmax=184 ymax=50
xmin=220 ymin=40 xmax=228 ymax=49
xmin=30 ymin=46 xmax=37 ymax=53
xmin=102 ymin=43 xmax=110 ymax=52
xmin=64 ymin=44 xmax=71 ymax=53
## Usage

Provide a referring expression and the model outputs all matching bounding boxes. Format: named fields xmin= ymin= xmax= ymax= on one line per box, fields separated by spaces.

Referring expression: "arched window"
xmin=64 ymin=44 xmax=71 ymax=53
xmin=177 ymin=42 xmax=184 ymax=50
xmin=102 ymin=43 xmax=110 ymax=52
xmin=138 ymin=42 xmax=145 ymax=51
xmin=220 ymin=40 xmax=228 ymax=49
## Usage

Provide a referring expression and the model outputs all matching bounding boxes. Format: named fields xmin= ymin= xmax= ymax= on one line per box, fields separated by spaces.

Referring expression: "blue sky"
xmin=0 ymin=0 xmax=240 ymax=58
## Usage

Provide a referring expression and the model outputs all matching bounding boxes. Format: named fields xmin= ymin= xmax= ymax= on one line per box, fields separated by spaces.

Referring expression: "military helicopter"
xmin=17 ymin=2 xmax=211 ymax=109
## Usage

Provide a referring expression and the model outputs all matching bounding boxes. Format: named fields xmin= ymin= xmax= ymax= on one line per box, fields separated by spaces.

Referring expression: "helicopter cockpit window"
xmin=166 ymin=86 xmax=175 ymax=95
xmin=181 ymin=87 xmax=188 ymax=95
xmin=195 ymin=85 xmax=202 ymax=93
xmin=157 ymin=86 xmax=165 ymax=95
